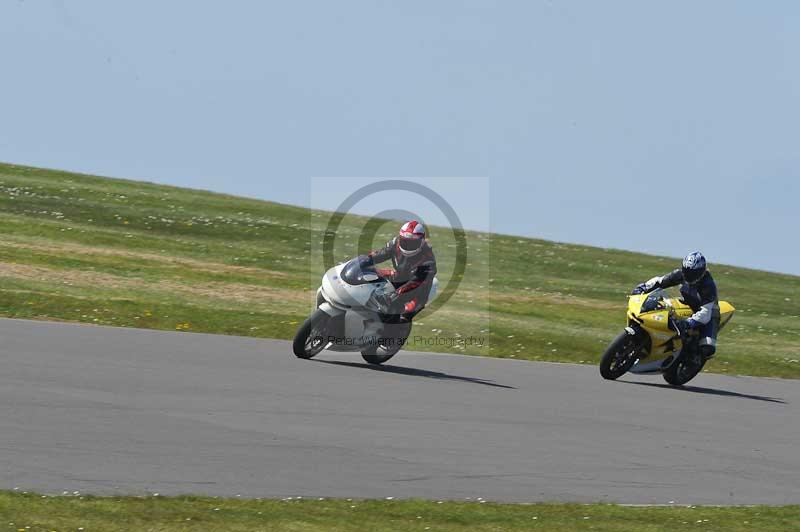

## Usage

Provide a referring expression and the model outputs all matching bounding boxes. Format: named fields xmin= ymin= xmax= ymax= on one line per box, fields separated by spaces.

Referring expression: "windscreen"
xmin=640 ymin=289 xmax=667 ymax=313
xmin=339 ymin=256 xmax=381 ymax=285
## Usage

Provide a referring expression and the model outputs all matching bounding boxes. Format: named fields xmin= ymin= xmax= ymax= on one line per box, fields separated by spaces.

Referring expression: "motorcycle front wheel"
xmin=292 ymin=309 xmax=330 ymax=359
xmin=599 ymin=330 xmax=643 ymax=380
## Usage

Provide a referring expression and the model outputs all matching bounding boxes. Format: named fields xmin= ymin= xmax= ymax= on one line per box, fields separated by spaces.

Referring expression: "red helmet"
xmin=398 ymin=220 xmax=426 ymax=256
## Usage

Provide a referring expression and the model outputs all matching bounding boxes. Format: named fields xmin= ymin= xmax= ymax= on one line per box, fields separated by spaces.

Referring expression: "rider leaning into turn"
xmin=367 ymin=220 xmax=437 ymax=322
xmin=632 ymin=251 xmax=720 ymax=360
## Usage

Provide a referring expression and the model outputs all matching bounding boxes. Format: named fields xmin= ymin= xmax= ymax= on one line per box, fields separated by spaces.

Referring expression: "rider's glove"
xmin=631 ymin=283 xmax=647 ymax=295
xmin=673 ymin=319 xmax=698 ymax=337
xmin=377 ymin=291 xmax=399 ymax=313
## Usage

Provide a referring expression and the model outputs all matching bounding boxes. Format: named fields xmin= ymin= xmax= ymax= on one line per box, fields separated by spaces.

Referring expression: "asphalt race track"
xmin=1 ymin=318 xmax=797 ymax=504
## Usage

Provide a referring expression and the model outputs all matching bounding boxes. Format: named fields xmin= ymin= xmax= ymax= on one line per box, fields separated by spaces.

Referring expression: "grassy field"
xmin=0 ymin=162 xmax=798 ymax=378
xmin=1 ymin=492 xmax=798 ymax=532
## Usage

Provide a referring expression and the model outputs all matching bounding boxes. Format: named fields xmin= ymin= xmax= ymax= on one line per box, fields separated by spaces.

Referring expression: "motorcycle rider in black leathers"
xmin=363 ymin=220 xmax=436 ymax=354
xmin=367 ymin=220 xmax=437 ymax=322
xmin=632 ymin=251 xmax=719 ymax=359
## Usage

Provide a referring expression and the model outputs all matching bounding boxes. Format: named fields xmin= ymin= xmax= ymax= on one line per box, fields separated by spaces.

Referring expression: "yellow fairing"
xmin=639 ymin=310 xmax=671 ymax=332
xmin=627 ymin=294 xmax=646 ymax=317
xmin=626 ymin=293 xmax=735 ymax=359
xmin=719 ymin=301 xmax=735 ymax=328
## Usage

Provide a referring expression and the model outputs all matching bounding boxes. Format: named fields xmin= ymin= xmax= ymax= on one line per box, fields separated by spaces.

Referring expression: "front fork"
xmin=624 ymin=324 xmax=652 ymax=361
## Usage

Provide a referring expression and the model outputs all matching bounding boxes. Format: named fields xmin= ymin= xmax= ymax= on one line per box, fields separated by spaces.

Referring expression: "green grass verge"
xmin=1 ymin=162 xmax=799 ymax=378
xmin=1 ymin=492 xmax=798 ymax=532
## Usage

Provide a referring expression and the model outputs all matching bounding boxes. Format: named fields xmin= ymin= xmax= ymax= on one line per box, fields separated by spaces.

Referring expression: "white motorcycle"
xmin=293 ymin=255 xmax=438 ymax=364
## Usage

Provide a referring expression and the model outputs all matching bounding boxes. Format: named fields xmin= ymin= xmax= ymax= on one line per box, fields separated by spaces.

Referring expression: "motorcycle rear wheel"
xmin=361 ymin=321 xmax=411 ymax=365
xmin=361 ymin=347 xmax=399 ymax=365
xmin=292 ymin=309 xmax=330 ymax=359
xmin=599 ymin=330 xmax=642 ymax=380
xmin=663 ymin=350 xmax=706 ymax=386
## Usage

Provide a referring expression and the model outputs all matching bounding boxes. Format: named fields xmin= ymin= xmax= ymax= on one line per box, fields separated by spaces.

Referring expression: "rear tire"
xmin=361 ymin=349 xmax=398 ymax=365
xmin=599 ymin=330 xmax=642 ymax=380
xmin=361 ymin=321 xmax=411 ymax=365
xmin=663 ymin=350 xmax=706 ymax=386
xmin=293 ymin=309 xmax=330 ymax=359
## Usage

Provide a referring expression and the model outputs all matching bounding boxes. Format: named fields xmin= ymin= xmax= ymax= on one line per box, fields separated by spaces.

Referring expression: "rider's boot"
xmin=700 ymin=344 xmax=716 ymax=361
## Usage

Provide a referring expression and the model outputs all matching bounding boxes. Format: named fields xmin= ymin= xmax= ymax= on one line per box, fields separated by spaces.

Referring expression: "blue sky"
xmin=1 ymin=1 xmax=798 ymax=274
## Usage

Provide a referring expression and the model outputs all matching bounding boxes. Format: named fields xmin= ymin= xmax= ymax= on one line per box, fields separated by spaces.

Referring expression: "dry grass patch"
xmin=0 ymin=261 xmax=308 ymax=307
xmin=0 ymin=237 xmax=291 ymax=279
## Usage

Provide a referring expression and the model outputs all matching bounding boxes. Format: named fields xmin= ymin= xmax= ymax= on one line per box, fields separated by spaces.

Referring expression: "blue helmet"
xmin=682 ymin=251 xmax=707 ymax=285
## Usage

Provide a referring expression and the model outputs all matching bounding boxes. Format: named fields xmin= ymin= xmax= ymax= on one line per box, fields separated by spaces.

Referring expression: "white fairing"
xmin=321 ymin=263 xmax=389 ymax=308
xmin=630 ymin=356 xmax=671 ymax=374
xmin=315 ymin=261 xmax=439 ymax=352
xmin=320 ymin=263 xmax=439 ymax=308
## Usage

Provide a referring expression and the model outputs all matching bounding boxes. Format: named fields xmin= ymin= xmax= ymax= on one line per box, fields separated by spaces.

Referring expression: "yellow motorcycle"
xmin=599 ymin=289 xmax=735 ymax=386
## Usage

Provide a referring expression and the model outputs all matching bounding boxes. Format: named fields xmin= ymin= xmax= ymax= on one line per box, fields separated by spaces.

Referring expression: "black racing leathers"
xmin=640 ymin=269 xmax=720 ymax=356
xmin=368 ymin=236 xmax=437 ymax=318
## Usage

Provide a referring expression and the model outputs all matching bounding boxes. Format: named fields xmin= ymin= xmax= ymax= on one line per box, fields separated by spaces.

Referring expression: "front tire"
xmin=599 ymin=330 xmax=642 ymax=380
xmin=293 ymin=309 xmax=330 ymax=359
